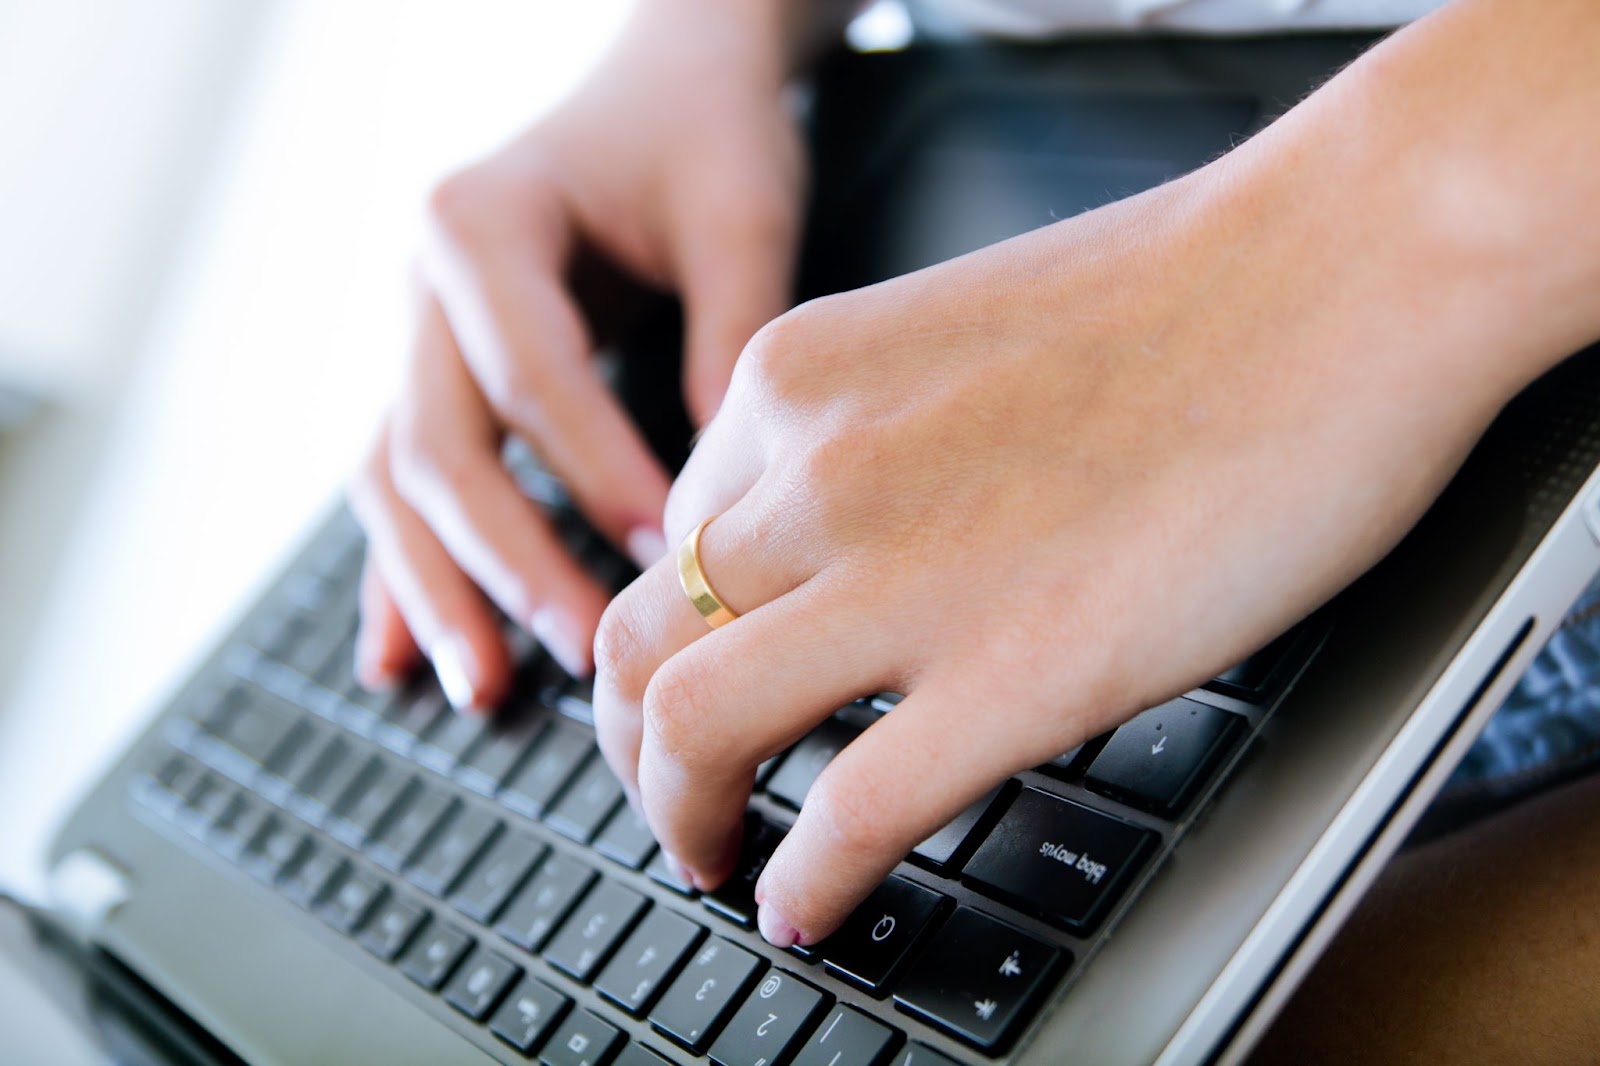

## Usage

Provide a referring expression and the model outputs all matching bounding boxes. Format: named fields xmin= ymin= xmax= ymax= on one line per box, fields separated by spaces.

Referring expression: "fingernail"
xmin=353 ymin=626 xmax=395 ymax=691
xmin=531 ymin=609 xmax=589 ymax=678
xmin=756 ymin=902 xmax=799 ymax=950
xmin=431 ymin=634 xmax=481 ymax=712
xmin=626 ymin=526 xmax=669 ymax=569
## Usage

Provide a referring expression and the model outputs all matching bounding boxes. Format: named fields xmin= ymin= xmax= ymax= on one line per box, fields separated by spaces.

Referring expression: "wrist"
xmin=1202 ymin=0 xmax=1600 ymax=413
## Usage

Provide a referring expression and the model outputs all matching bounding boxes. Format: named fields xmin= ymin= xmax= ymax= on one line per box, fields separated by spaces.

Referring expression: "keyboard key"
xmin=319 ymin=864 xmax=386 ymax=934
xmin=450 ymin=831 xmax=545 ymax=924
xmin=367 ymin=780 xmax=447 ymax=871
xmin=248 ymin=609 xmax=308 ymax=660
xmin=459 ymin=706 xmax=549 ymax=796
xmin=490 ymin=977 xmax=572 ymax=1054
xmin=329 ymin=762 xmax=413 ymax=848
xmin=178 ymin=775 xmax=238 ymax=838
xmin=495 ymin=853 xmax=596 ymax=952
xmin=333 ymin=674 xmax=404 ymax=738
xmin=442 ymin=946 xmax=521 ymax=1021
xmin=135 ymin=751 xmax=201 ymax=816
xmin=792 ymin=1006 xmax=902 ymax=1066
xmin=242 ymin=817 xmax=307 ymax=884
xmin=260 ymin=717 xmax=331 ymax=803
xmin=888 ymin=1044 xmax=964 ymax=1066
xmin=613 ymin=1045 xmax=674 ymax=1066
xmin=540 ymin=1009 xmax=621 ymax=1066
xmin=892 ymin=907 xmax=1060 ymax=1052
xmin=593 ymin=804 xmax=658 ymax=870
xmin=645 ymin=851 xmax=697 ymax=897
xmin=704 ymin=818 xmax=783 ymax=928
xmin=765 ymin=718 xmax=859 ymax=810
xmin=399 ymin=919 xmax=474 ymax=991
xmin=1083 ymin=698 xmax=1244 ymax=816
xmin=649 ymin=936 xmax=764 ymax=1052
xmin=543 ymin=880 xmax=648 ymax=982
xmin=594 ymin=907 xmax=705 ymax=1016
xmin=214 ymin=793 xmax=273 ymax=861
xmin=913 ymin=785 xmax=1007 ymax=871
xmin=1206 ymin=630 xmax=1294 ymax=701
xmin=545 ymin=755 xmax=625 ymax=844
xmin=963 ymin=787 xmax=1156 ymax=933
xmin=407 ymin=804 xmax=500 ymax=897
xmin=358 ymin=894 xmax=427 ymax=961
xmin=374 ymin=694 xmax=447 ymax=756
xmin=281 ymin=844 xmax=345 ymax=909
xmin=820 ymin=877 xmax=946 ymax=994
xmin=502 ymin=720 xmax=592 ymax=819
xmin=709 ymin=969 xmax=828 ymax=1066
xmin=295 ymin=743 xmax=374 ymax=827
xmin=1037 ymin=742 xmax=1094 ymax=782
xmin=202 ymin=696 xmax=305 ymax=779
xmin=414 ymin=710 xmax=488 ymax=776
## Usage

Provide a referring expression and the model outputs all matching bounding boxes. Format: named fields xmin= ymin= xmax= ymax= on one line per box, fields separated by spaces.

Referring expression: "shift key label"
xmin=963 ymin=788 xmax=1156 ymax=933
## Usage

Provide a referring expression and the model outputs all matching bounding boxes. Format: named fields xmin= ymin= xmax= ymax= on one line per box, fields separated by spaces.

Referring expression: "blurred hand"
xmin=348 ymin=0 xmax=803 ymax=710
xmin=590 ymin=159 xmax=1530 ymax=947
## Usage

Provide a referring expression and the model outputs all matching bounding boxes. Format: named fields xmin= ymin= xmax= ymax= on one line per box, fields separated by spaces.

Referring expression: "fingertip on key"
xmin=531 ymin=608 xmax=591 ymax=679
xmin=756 ymin=902 xmax=799 ymax=950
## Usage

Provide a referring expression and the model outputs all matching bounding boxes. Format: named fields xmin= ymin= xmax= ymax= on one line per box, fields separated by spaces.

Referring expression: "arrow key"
xmin=1084 ymin=698 xmax=1244 ymax=817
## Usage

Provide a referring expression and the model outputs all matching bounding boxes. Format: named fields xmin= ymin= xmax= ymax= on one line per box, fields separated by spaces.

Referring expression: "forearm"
xmin=1198 ymin=0 xmax=1600 ymax=415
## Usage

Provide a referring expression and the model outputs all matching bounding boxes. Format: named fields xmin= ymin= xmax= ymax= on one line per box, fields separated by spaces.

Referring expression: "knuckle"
xmin=423 ymin=167 xmax=500 ymax=245
xmin=739 ymin=303 xmax=815 ymax=392
xmin=476 ymin=357 xmax=548 ymax=426
xmin=641 ymin=659 xmax=720 ymax=770
xmin=803 ymin=765 xmax=898 ymax=860
xmin=661 ymin=477 xmax=713 ymax=549
xmin=593 ymin=597 xmax=655 ymax=704
xmin=384 ymin=415 xmax=440 ymax=505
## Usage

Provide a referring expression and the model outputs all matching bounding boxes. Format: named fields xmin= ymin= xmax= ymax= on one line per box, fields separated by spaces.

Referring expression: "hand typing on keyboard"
xmin=588 ymin=82 xmax=1584 ymax=947
xmin=345 ymin=0 xmax=803 ymax=712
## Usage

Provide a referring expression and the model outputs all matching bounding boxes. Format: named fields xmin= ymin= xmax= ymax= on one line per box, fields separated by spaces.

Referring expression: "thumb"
xmin=673 ymin=197 xmax=798 ymax=427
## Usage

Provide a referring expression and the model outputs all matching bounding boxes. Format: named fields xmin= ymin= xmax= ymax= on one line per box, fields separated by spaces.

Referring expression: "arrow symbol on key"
xmin=1152 ymin=736 xmax=1167 ymax=755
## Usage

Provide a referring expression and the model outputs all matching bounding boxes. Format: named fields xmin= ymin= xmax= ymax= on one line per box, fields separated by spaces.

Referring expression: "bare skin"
xmin=349 ymin=0 xmax=1600 ymax=1057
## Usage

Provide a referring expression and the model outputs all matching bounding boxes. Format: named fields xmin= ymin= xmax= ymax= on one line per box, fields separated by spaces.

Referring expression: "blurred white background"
xmin=0 ymin=0 xmax=634 ymax=901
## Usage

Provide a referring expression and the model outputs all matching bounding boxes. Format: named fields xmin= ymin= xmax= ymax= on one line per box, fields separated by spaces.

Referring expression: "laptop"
xmin=32 ymin=33 xmax=1600 ymax=1066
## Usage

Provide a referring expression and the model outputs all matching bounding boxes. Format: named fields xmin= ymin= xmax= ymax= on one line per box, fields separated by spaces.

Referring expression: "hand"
xmin=590 ymin=146 xmax=1545 ymax=946
xmin=348 ymin=0 xmax=802 ymax=710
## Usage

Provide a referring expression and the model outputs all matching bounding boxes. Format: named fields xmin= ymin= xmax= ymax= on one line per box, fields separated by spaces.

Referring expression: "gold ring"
xmin=677 ymin=516 xmax=739 ymax=629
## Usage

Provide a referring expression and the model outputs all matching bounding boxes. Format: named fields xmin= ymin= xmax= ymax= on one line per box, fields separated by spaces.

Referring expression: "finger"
xmin=591 ymin=489 xmax=803 ymax=843
xmin=635 ymin=570 xmax=901 ymax=891
xmin=671 ymin=196 xmax=796 ymax=426
xmin=354 ymin=555 xmax=420 ymax=689
xmin=425 ymin=178 xmax=673 ymax=564
xmin=348 ymin=426 xmax=511 ymax=713
xmin=751 ymin=676 xmax=1053 ymax=948
xmin=391 ymin=298 xmax=612 ymax=675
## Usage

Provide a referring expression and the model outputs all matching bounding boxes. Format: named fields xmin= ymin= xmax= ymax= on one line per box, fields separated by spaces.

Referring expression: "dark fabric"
xmin=1412 ymin=572 xmax=1600 ymax=843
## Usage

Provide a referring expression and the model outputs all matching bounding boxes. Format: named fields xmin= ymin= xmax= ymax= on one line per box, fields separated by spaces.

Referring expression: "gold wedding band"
xmin=677 ymin=516 xmax=740 ymax=629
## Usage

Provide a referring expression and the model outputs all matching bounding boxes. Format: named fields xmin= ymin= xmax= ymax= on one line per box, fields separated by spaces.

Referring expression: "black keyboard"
xmin=128 ymin=506 xmax=1310 ymax=1064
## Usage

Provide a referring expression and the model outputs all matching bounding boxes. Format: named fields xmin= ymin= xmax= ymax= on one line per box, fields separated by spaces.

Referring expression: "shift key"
xmin=962 ymin=788 xmax=1155 ymax=934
